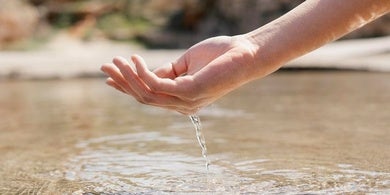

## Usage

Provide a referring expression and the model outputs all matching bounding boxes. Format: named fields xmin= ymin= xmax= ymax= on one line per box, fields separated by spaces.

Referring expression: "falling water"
xmin=189 ymin=115 xmax=210 ymax=170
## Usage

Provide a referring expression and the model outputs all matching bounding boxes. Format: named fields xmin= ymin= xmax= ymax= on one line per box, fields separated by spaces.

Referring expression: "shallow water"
xmin=0 ymin=71 xmax=389 ymax=194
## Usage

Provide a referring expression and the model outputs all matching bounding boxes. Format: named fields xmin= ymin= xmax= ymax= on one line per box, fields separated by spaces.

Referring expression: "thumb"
xmin=153 ymin=54 xmax=188 ymax=79
xmin=132 ymin=54 xmax=194 ymax=99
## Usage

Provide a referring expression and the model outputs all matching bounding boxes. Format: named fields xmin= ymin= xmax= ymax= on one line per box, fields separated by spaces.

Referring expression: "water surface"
xmin=0 ymin=71 xmax=389 ymax=194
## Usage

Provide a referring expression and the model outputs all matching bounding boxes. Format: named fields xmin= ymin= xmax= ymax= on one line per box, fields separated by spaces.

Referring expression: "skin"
xmin=101 ymin=0 xmax=390 ymax=115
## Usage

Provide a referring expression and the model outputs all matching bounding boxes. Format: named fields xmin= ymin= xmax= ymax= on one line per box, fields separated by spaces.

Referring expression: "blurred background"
xmin=1 ymin=0 xmax=389 ymax=50
xmin=1 ymin=0 xmax=389 ymax=80
xmin=1 ymin=1 xmax=390 ymax=194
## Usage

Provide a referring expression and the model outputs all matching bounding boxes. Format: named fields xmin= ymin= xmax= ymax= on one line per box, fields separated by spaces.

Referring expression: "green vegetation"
xmin=97 ymin=13 xmax=152 ymax=41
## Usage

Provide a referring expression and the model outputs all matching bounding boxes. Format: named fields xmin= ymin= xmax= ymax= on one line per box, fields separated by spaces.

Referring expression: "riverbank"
xmin=0 ymin=35 xmax=389 ymax=80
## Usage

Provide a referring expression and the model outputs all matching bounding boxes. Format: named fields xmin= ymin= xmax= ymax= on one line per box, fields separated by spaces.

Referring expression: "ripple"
xmin=65 ymin=133 xmax=390 ymax=194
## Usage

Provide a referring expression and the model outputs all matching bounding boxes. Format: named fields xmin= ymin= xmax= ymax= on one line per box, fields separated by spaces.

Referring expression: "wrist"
xmin=240 ymin=28 xmax=285 ymax=79
xmin=230 ymin=35 xmax=262 ymax=80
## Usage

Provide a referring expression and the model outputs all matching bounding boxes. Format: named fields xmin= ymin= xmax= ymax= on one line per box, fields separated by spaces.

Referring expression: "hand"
xmin=101 ymin=35 xmax=257 ymax=115
xmin=101 ymin=0 xmax=390 ymax=115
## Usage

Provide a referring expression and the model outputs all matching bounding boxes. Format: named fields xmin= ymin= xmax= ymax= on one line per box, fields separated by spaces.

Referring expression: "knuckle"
xmin=185 ymin=100 xmax=203 ymax=112
xmin=141 ymin=96 xmax=154 ymax=104
xmin=179 ymin=108 xmax=193 ymax=115
xmin=181 ymin=88 xmax=199 ymax=102
xmin=188 ymin=108 xmax=200 ymax=115
xmin=186 ymin=93 xmax=198 ymax=102
xmin=187 ymin=103 xmax=199 ymax=111
xmin=135 ymin=97 xmax=146 ymax=104
xmin=139 ymin=91 xmax=156 ymax=104
xmin=147 ymin=82 xmax=158 ymax=93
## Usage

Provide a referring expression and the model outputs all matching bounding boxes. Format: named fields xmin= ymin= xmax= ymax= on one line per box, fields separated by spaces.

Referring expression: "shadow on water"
xmin=0 ymin=71 xmax=389 ymax=194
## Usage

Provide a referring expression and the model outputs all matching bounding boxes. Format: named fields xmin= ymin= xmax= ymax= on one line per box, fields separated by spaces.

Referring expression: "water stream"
xmin=189 ymin=115 xmax=210 ymax=170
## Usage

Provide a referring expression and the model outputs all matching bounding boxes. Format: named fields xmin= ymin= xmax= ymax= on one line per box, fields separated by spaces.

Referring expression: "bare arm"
xmin=244 ymin=0 xmax=390 ymax=79
xmin=101 ymin=0 xmax=390 ymax=115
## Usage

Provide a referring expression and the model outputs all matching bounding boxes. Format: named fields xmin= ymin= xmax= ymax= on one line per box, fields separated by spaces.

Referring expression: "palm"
xmin=182 ymin=36 xmax=234 ymax=75
xmin=152 ymin=36 xmax=235 ymax=78
xmin=101 ymin=35 xmax=256 ymax=114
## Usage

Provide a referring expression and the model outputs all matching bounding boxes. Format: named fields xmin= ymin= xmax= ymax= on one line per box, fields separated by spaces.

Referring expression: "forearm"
xmin=100 ymin=0 xmax=389 ymax=114
xmin=245 ymin=0 xmax=390 ymax=78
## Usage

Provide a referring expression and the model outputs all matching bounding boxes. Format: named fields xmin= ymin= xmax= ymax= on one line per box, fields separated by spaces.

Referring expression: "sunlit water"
xmin=189 ymin=115 xmax=210 ymax=170
xmin=0 ymin=71 xmax=389 ymax=194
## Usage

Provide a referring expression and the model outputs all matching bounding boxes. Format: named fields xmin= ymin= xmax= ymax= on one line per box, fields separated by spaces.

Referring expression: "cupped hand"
xmin=101 ymin=35 xmax=258 ymax=115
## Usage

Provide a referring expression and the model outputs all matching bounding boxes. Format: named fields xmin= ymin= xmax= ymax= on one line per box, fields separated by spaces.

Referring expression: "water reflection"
xmin=0 ymin=72 xmax=389 ymax=194
xmin=66 ymin=132 xmax=225 ymax=193
xmin=66 ymin=131 xmax=390 ymax=194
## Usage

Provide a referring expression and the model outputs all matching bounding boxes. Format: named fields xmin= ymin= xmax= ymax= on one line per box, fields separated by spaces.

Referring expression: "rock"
xmin=0 ymin=0 xmax=39 ymax=48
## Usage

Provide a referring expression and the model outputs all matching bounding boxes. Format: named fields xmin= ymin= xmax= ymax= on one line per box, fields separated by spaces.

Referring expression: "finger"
xmin=156 ymin=103 xmax=201 ymax=116
xmin=153 ymin=54 xmax=188 ymax=79
xmin=171 ymin=55 xmax=189 ymax=76
xmin=101 ymin=63 xmax=138 ymax=97
xmin=114 ymin=56 xmax=198 ymax=108
xmin=132 ymin=55 xmax=194 ymax=100
xmin=101 ymin=63 xmax=129 ymax=92
xmin=104 ymin=57 xmax=205 ymax=114
xmin=157 ymin=105 xmax=197 ymax=115
xmin=112 ymin=56 xmax=152 ymax=103
xmin=152 ymin=63 xmax=176 ymax=79
xmin=106 ymin=77 xmax=126 ymax=94
xmin=132 ymin=55 xmax=178 ymax=94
